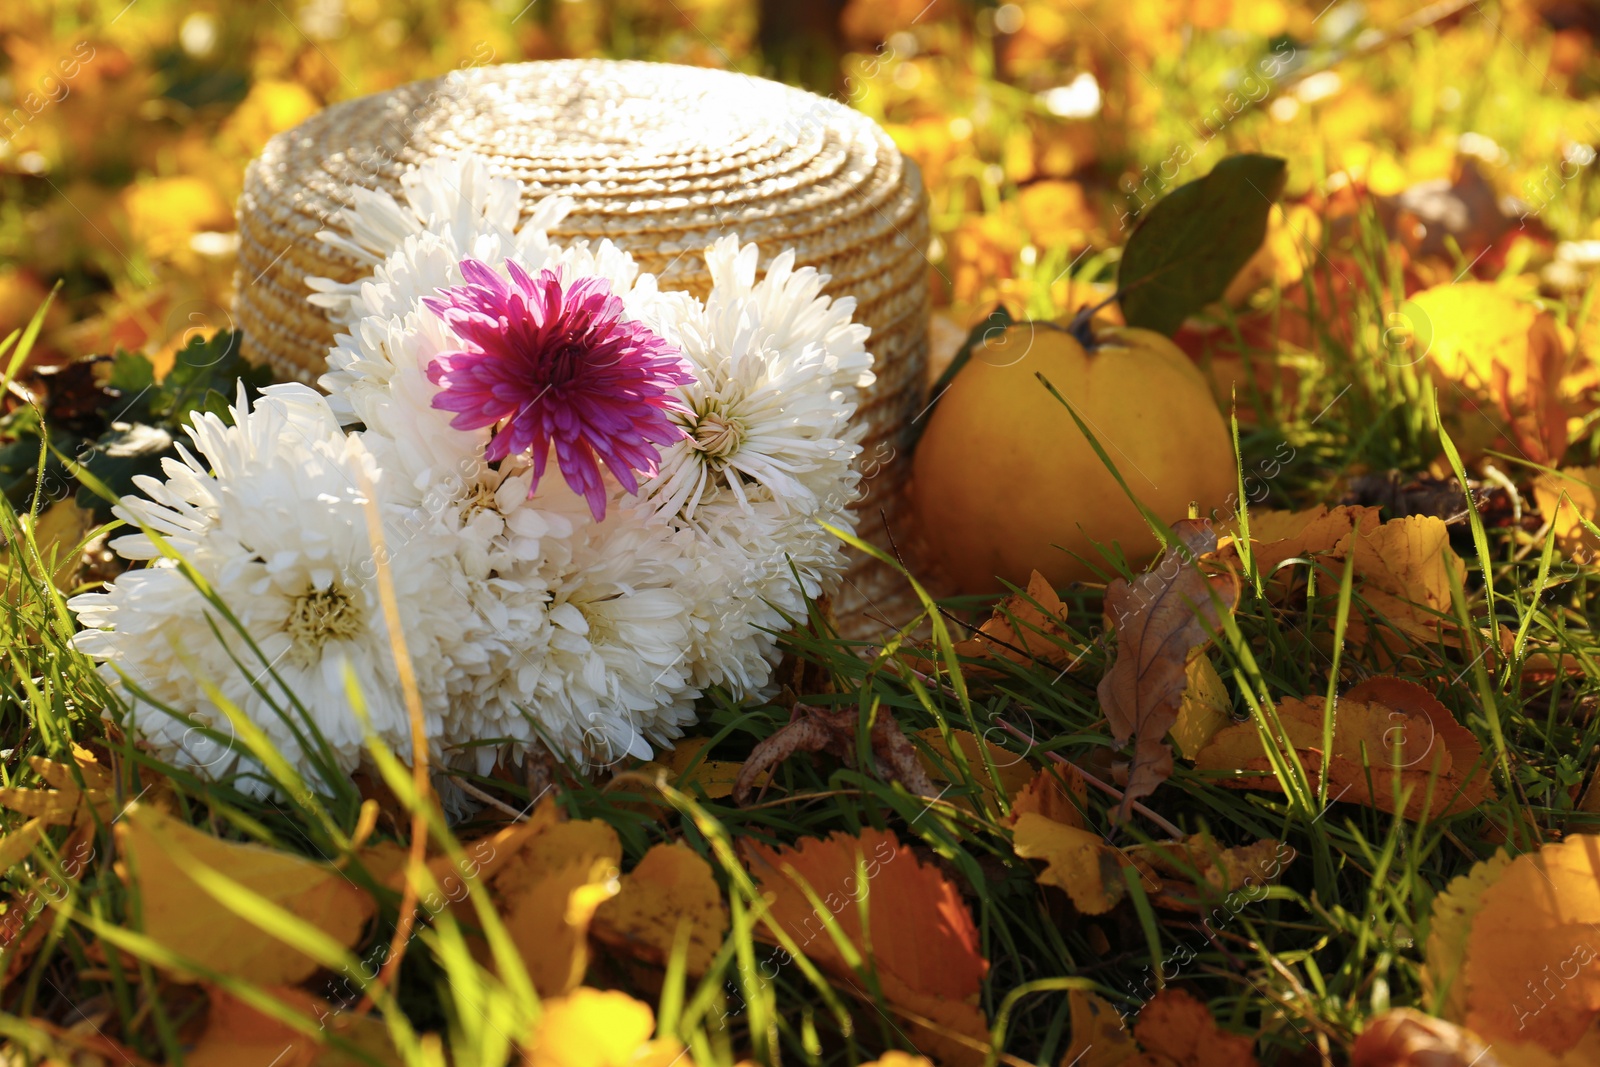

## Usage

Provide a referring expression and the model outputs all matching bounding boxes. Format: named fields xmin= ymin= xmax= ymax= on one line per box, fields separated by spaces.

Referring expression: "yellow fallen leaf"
xmin=524 ymin=987 xmax=688 ymax=1067
xmin=1533 ymin=467 xmax=1600 ymax=563
xmin=1059 ymin=989 xmax=1137 ymax=1067
xmin=1170 ymin=656 xmax=1231 ymax=760
xmin=1012 ymin=813 xmax=1136 ymax=915
xmin=1423 ymin=850 xmax=1516 ymax=1025
xmin=0 ymin=819 xmax=46 ymax=876
xmin=1459 ymin=836 xmax=1600 ymax=1055
xmin=592 ymin=842 xmax=728 ymax=976
xmin=1406 ymin=280 xmax=1570 ymax=465
xmin=0 ymin=747 xmax=117 ymax=829
xmin=664 ymin=738 xmax=744 ymax=800
xmin=114 ymin=804 xmax=375 ymax=985
xmin=490 ymin=819 xmax=622 ymax=997
xmin=1007 ymin=765 xmax=1088 ymax=829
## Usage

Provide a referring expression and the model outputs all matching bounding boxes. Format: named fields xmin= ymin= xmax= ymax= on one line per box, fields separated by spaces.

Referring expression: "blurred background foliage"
xmin=2 ymin=0 xmax=1600 ymax=375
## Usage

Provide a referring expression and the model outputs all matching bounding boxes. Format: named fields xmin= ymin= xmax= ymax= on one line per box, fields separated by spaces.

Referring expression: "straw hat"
xmin=234 ymin=59 xmax=929 ymax=636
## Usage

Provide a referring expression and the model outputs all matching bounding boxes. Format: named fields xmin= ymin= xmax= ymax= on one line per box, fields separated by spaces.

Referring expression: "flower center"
xmin=689 ymin=409 xmax=746 ymax=466
xmin=285 ymin=584 xmax=365 ymax=665
xmin=460 ymin=478 xmax=502 ymax=522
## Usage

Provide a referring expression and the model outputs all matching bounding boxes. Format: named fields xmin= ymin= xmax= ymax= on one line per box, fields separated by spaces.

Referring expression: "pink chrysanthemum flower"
xmin=424 ymin=258 xmax=693 ymax=521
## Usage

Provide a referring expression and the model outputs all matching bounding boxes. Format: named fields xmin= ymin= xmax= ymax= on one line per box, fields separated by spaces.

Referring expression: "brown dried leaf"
xmin=1192 ymin=677 xmax=1494 ymax=820
xmin=1099 ymin=519 xmax=1240 ymax=819
xmin=733 ymin=704 xmax=936 ymax=805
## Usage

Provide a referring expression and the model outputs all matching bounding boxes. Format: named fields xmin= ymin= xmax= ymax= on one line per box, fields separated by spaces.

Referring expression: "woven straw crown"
xmin=234 ymin=59 xmax=930 ymax=634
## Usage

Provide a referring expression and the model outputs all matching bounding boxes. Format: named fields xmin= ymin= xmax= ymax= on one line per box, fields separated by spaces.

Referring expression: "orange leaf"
xmin=744 ymin=827 xmax=987 ymax=1003
xmin=1459 ymin=836 xmax=1600 ymax=1054
xmin=187 ymin=985 xmax=400 ymax=1067
xmin=1099 ymin=519 xmax=1240 ymax=819
xmin=1192 ymin=677 xmax=1493 ymax=820
xmin=1006 ymin=766 xmax=1088 ymax=829
xmin=1131 ymin=988 xmax=1258 ymax=1067
xmin=744 ymin=827 xmax=993 ymax=1060
xmin=952 ymin=570 xmax=1082 ymax=672
xmin=592 ymin=842 xmax=728 ymax=976
xmin=114 ymin=804 xmax=375 ymax=986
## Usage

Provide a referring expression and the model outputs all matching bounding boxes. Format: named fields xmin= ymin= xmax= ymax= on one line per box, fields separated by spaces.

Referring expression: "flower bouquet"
xmin=69 ymin=155 xmax=872 ymax=794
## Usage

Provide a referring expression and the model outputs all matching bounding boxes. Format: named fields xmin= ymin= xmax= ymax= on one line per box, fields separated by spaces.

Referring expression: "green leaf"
xmin=1118 ymin=153 xmax=1288 ymax=337
xmin=151 ymin=330 xmax=269 ymax=424
xmin=106 ymin=350 xmax=157 ymax=396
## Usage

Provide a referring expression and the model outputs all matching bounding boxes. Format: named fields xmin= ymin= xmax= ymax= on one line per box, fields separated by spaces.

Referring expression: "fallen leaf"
xmin=1459 ymin=836 xmax=1600 ymax=1054
xmin=489 ymin=819 xmax=622 ymax=997
xmin=187 ymin=985 xmax=401 ymax=1067
xmin=1533 ymin=467 xmax=1600 ymax=563
xmin=592 ymin=842 xmax=728 ymax=976
xmin=1059 ymin=989 xmax=1138 ymax=1067
xmin=1007 ymin=766 xmax=1089 ymax=829
xmin=1404 ymin=280 xmax=1570 ymax=464
xmin=523 ymin=987 xmax=687 ymax=1067
xmin=0 ymin=745 xmax=116 ymax=830
xmin=916 ymin=728 xmax=1034 ymax=816
xmin=1349 ymin=1009 xmax=1502 ymax=1067
xmin=1129 ymin=834 xmax=1293 ymax=911
xmin=115 ymin=804 xmax=375 ymax=985
xmin=733 ymin=703 xmax=936 ymax=805
xmin=1422 ymin=850 xmax=1516 ymax=1026
xmin=1013 ymin=813 xmax=1137 ymax=915
xmin=664 ymin=738 xmax=744 ymax=800
xmin=1169 ymin=657 xmax=1231 ymax=760
xmin=1099 ymin=519 xmax=1241 ymax=819
xmin=1131 ymin=988 xmax=1258 ymax=1066
xmin=744 ymin=827 xmax=990 ymax=1063
xmin=952 ymin=570 xmax=1082 ymax=673
xmin=1192 ymin=677 xmax=1493 ymax=820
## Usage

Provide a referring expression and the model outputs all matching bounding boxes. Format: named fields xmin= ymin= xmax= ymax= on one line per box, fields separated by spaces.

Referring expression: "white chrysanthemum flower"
xmin=68 ymin=384 xmax=471 ymax=795
xmin=703 ymin=234 xmax=874 ymax=391
xmin=432 ymin=475 xmax=700 ymax=775
xmin=643 ymin=237 xmax=867 ymax=521
xmin=307 ymin=153 xmax=573 ymax=329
